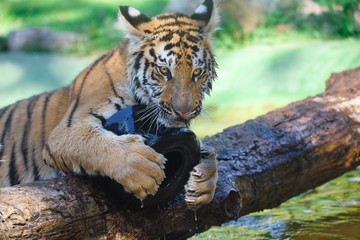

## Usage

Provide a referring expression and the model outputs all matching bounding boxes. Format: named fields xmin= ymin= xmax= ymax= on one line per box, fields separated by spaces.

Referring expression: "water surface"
xmin=191 ymin=167 xmax=360 ymax=239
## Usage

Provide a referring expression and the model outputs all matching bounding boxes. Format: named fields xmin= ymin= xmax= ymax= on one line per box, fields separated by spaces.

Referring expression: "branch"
xmin=1 ymin=67 xmax=360 ymax=240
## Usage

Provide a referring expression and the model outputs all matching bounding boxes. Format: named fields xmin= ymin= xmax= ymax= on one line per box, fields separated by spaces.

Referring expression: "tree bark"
xmin=1 ymin=67 xmax=360 ymax=239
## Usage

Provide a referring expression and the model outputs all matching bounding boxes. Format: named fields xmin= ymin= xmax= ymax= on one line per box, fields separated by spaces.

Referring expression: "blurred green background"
xmin=1 ymin=0 xmax=360 ymax=239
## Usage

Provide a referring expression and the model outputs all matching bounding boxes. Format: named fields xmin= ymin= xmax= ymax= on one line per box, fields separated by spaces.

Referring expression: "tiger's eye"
xmin=193 ymin=68 xmax=202 ymax=77
xmin=159 ymin=67 xmax=169 ymax=74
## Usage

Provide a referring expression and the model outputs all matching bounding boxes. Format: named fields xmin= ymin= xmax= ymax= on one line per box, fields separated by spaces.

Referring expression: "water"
xmin=191 ymin=167 xmax=360 ymax=239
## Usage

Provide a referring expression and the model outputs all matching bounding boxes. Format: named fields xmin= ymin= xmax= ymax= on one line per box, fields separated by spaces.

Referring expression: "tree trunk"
xmin=1 ymin=67 xmax=360 ymax=239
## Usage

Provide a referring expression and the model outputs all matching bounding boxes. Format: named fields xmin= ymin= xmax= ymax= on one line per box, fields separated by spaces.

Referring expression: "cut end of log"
xmin=222 ymin=190 xmax=241 ymax=219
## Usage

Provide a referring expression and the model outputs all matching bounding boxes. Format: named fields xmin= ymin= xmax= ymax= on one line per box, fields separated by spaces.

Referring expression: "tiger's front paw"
xmin=108 ymin=135 xmax=166 ymax=200
xmin=185 ymin=145 xmax=218 ymax=209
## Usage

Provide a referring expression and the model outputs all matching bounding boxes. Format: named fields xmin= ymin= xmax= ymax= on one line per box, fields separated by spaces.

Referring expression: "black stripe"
xmin=164 ymin=43 xmax=180 ymax=51
xmin=9 ymin=143 xmax=20 ymax=185
xmin=0 ymin=105 xmax=10 ymax=119
xmin=203 ymin=50 xmax=208 ymax=58
xmin=41 ymin=92 xmax=54 ymax=148
xmin=151 ymin=71 xmax=157 ymax=81
xmin=114 ymin=103 xmax=122 ymax=111
xmin=142 ymin=59 xmax=150 ymax=84
xmin=134 ymin=94 xmax=142 ymax=105
xmin=198 ymin=59 xmax=205 ymax=66
xmin=103 ymin=50 xmax=115 ymax=64
xmin=32 ymin=147 xmax=40 ymax=181
xmin=153 ymin=28 xmax=200 ymax=35
xmin=167 ymin=50 xmax=175 ymax=57
xmin=61 ymin=156 xmax=72 ymax=173
xmin=0 ymin=104 xmax=17 ymax=161
xmin=67 ymin=54 xmax=106 ymax=127
xmin=90 ymin=111 xmax=106 ymax=126
xmin=133 ymin=51 xmax=144 ymax=70
xmin=134 ymin=77 xmax=142 ymax=89
xmin=160 ymin=32 xmax=173 ymax=41
xmin=187 ymin=35 xmax=199 ymax=43
xmin=21 ymin=95 xmax=40 ymax=169
xmin=149 ymin=48 xmax=157 ymax=62
xmin=152 ymin=83 xmax=163 ymax=97
xmin=159 ymin=56 xmax=166 ymax=63
xmin=177 ymin=31 xmax=186 ymax=37
xmin=105 ymin=69 xmax=125 ymax=104
xmin=155 ymin=14 xmax=177 ymax=20
xmin=21 ymin=118 xmax=30 ymax=168
xmin=154 ymin=22 xmax=197 ymax=31
xmin=191 ymin=46 xmax=200 ymax=53
xmin=0 ymin=105 xmax=16 ymax=141
xmin=207 ymin=80 xmax=213 ymax=91
xmin=67 ymin=96 xmax=80 ymax=128
xmin=44 ymin=144 xmax=56 ymax=163
xmin=80 ymin=165 xmax=87 ymax=175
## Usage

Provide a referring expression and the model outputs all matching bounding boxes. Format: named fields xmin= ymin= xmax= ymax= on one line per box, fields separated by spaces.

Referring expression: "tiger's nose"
xmin=172 ymin=103 xmax=192 ymax=118
xmin=171 ymin=99 xmax=194 ymax=118
xmin=175 ymin=110 xmax=191 ymax=117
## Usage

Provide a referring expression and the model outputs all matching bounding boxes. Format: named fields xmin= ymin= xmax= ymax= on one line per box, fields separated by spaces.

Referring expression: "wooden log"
xmin=1 ymin=67 xmax=360 ymax=239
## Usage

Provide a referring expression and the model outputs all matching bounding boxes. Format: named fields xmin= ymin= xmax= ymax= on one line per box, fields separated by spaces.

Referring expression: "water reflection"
xmin=191 ymin=167 xmax=360 ymax=239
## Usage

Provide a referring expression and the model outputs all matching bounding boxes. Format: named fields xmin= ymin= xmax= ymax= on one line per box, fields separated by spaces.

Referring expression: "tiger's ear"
xmin=191 ymin=0 xmax=219 ymax=35
xmin=118 ymin=6 xmax=151 ymax=37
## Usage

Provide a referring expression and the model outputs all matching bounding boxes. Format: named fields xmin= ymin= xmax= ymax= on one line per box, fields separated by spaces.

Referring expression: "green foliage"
xmin=265 ymin=0 xmax=360 ymax=38
xmin=214 ymin=0 xmax=360 ymax=49
xmin=1 ymin=0 xmax=359 ymax=52
xmin=0 ymin=0 xmax=169 ymax=54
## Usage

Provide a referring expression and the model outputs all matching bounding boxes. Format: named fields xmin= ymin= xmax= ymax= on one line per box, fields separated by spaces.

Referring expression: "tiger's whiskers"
xmin=136 ymin=106 xmax=158 ymax=132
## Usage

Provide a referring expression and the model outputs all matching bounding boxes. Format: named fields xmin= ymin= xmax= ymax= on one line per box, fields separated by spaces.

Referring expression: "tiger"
xmin=0 ymin=0 xmax=218 ymax=209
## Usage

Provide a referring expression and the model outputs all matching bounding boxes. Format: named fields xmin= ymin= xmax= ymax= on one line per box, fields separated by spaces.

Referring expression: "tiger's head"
xmin=118 ymin=0 xmax=218 ymax=128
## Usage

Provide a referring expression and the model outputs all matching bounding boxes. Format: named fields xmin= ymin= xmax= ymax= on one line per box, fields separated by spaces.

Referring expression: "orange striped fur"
xmin=0 ymin=0 xmax=218 ymax=208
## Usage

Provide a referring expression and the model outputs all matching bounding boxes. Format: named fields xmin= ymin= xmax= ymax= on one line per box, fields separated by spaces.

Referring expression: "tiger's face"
xmin=119 ymin=0 xmax=218 ymax=128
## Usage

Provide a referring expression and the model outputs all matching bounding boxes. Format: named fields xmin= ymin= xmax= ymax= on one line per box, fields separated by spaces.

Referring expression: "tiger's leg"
xmin=43 ymin=119 xmax=166 ymax=200
xmin=185 ymin=143 xmax=218 ymax=209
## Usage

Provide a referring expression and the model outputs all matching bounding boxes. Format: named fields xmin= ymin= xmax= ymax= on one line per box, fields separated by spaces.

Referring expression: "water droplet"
xmin=194 ymin=209 xmax=198 ymax=221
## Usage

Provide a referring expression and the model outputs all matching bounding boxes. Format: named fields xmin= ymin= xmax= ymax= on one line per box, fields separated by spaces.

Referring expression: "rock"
xmin=6 ymin=27 xmax=86 ymax=52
